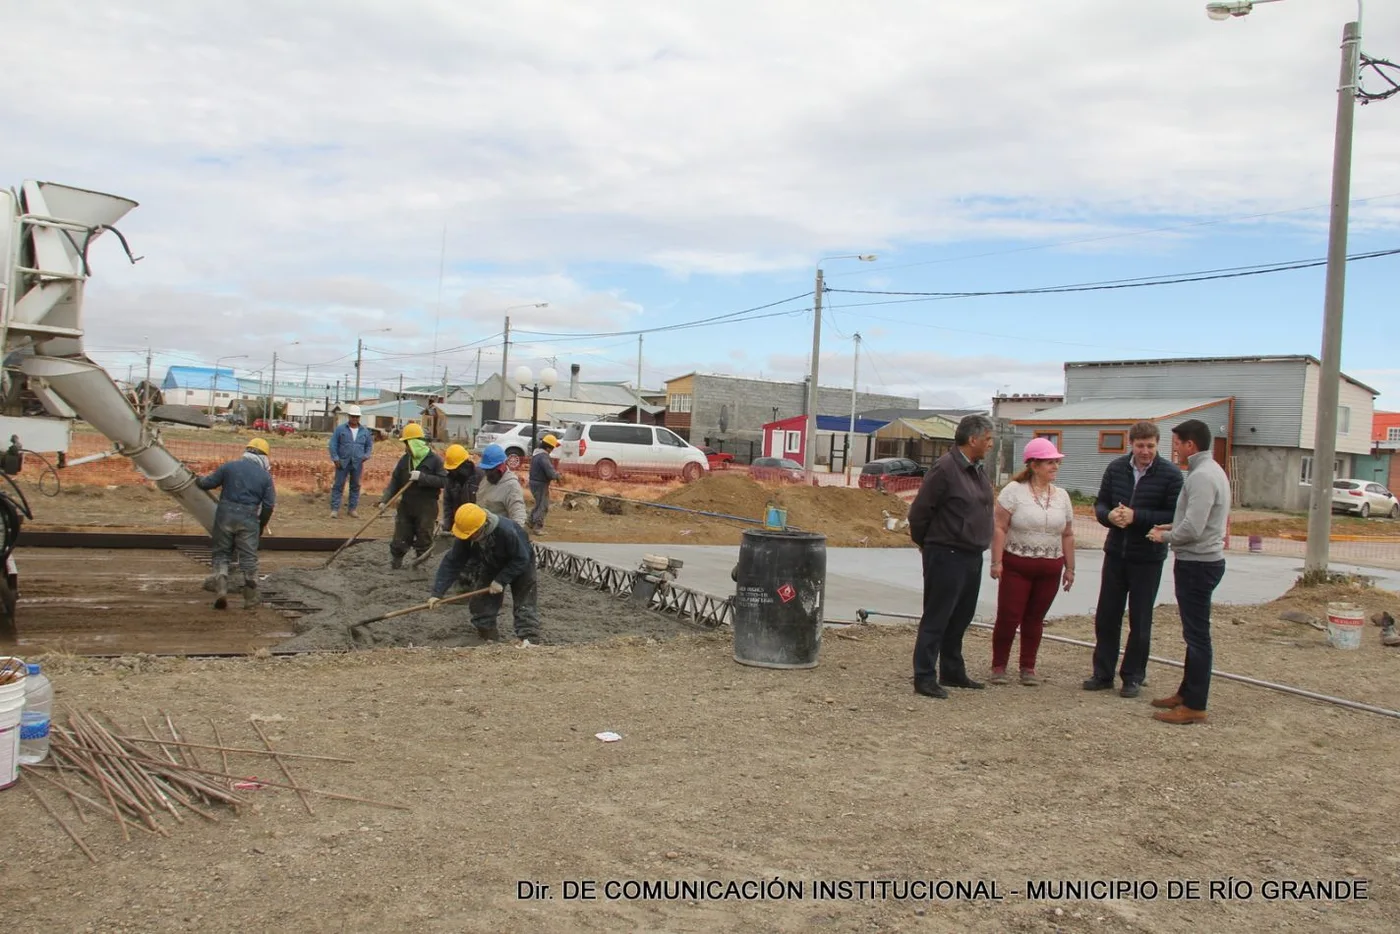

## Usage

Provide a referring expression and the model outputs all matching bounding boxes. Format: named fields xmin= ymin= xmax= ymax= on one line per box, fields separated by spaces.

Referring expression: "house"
xmin=663 ymin=372 xmax=917 ymax=458
xmin=871 ymin=416 xmax=959 ymax=466
xmin=991 ymin=395 xmax=1063 ymax=484
xmin=426 ymin=402 xmax=474 ymax=442
xmin=759 ymin=414 xmax=889 ymax=468
xmin=991 ymin=394 xmax=1064 ymax=421
xmin=336 ymin=398 xmax=424 ymax=433
xmin=1364 ymin=410 xmax=1400 ymax=495
xmin=612 ymin=404 xmax=667 ymax=425
xmin=1013 ymin=355 xmax=1379 ymax=510
xmin=472 ymin=364 xmax=646 ymax=430
xmin=161 ymin=366 xmax=334 ymax=422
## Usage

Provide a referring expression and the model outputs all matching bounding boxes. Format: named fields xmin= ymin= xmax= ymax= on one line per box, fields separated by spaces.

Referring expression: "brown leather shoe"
xmin=1150 ymin=694 xmax=1183 ymax=709
xmin=1153 ymin=706 xmax=1207 ymax=725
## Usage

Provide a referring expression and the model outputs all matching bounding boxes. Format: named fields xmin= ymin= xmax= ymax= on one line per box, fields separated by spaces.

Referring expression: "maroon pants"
xmin=992 ymin=552 xmax=1065 ymax=671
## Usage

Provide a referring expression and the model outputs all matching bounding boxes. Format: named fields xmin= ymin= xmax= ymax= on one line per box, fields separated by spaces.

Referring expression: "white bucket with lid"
xmin=1326 ymin=603 xmax=1365 ymax=650
xmin=0 ymin=656 xmax=26 ymax=790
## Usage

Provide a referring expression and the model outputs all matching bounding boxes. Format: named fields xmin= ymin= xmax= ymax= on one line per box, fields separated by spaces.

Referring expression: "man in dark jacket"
xmin=427 ymin=503 xmax=542 ymax=643
xmin=440 ymin=443 xmax=480 ymax=531
xmin=527 ymin=433 xmax=564 ymax=532
xmin=907 ymin=414 xmax=996 ymax=699
xmin=196 ymin=437 xmax=277 ymax=610
xmin=1084 ymin=420 xmax=1184 ymax=698
xmin=381 ymin=422 xmax=447 ymax=569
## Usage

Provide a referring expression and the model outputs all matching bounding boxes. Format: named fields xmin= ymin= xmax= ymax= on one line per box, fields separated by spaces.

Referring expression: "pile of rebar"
xmin=20 ymin=708 xmax=407 ymax=864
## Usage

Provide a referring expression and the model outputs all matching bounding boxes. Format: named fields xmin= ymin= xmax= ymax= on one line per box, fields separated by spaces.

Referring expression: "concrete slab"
xmin=554 ymin=543 xmax=1400 ymax=624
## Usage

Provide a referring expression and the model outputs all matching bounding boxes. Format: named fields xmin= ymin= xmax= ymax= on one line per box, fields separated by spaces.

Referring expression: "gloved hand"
xmin=426 ymin=597 xmax=442 ymax=610
xmin=488 ymin=580 xmax=505 ymax=595
xmin=409 ymin=470 xmax=422 ymax=482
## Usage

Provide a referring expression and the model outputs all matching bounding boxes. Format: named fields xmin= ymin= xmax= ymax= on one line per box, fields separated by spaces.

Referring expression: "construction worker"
xmin=427 ymin=503 xmax=541 ymax=644
xmin=329 ymin=404 xmax=374 ymax=519
xmin=441 ymin=443 xmax=480 ymax=532
xmin=381 ymin=422 xmax=447 ymax=568
xmin=196 ymin=438 xmax=276 ymax=610
xmin=528 ymin=434 xmax=564 ymax=532
xmin=475 ymin=443 xmax=529 ymax=528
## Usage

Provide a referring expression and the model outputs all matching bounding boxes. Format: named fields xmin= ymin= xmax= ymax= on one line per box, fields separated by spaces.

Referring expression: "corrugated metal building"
xmin=1015 ymin=355 xmax=1379 ymax=510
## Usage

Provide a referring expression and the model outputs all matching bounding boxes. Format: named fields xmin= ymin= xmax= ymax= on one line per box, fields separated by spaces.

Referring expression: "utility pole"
xmin=141 ymin=342 xmax=152 ymax=429
xmin=1304 ymin=18 xmax=1362 ymax=578
xmin=267 ymin=352 xmax=279 ymax=424
xmin=302 ymin=366 xmax=310 ymax=426
xmin=804 ymin=270 xmax=824 ymax=474
xmin=847 ymin=332 xmax=861 ymax=483
xmin=635 ymin=334 xmax=644 ymax=424
xmin=397 ymin=373 xmax=405 ymax=430
xmin=354 ymin=338 xmax=364 ymax=403
xmin=498 ymin=315 xmax=511 ymax=422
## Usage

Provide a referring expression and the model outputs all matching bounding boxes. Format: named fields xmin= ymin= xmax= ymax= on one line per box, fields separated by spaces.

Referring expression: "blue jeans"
xmin=210 ymin=504 xmax=261 ymax=581
xmin=331 ymin=461 xmax=364 ymax=511
xmin=1173 ymin=559 xmax=1226 ymax=710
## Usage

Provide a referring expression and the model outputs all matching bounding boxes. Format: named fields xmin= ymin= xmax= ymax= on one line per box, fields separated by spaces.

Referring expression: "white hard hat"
xmin=344 ymin=404 xmax=363 ymax=417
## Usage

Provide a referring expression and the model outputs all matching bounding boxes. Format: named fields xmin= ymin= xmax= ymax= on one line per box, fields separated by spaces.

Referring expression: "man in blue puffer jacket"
xmin=1083 ymin=421 xmax=1183 ymax=698
xmin=329 ymin=404 xmax=374 ymax=519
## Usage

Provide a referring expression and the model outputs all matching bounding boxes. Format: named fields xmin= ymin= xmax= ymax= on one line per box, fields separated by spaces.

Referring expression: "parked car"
xmin=556 ymin=422 xmax=709 ymax=481
xmin=252 ymin=418 xmax=270 ymax=431
xmin=700 ymin=447 xmax=735 ymax=470
xmin=858 ymin=457 xmax=926 ymax=489
xmin=1332 ymin=479 xmax=1399 ymax=518
xmin=475 ymin=421 xmax=555 ymax=469
xmin=272 ymin=421 xmax=297 ymax=436
xmin=750 ymin=456 xmax=805 ymax=483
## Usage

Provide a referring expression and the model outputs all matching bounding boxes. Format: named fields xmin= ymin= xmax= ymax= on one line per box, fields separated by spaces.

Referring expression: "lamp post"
xmin=210 ymin=354 xmax=247 ymax=417
xmin=498 ymin=303 xmax=550 ymax=421
xmin=807 ymin=254 xmax=876 ymax=475
xmin=265 ymin=341 xmax=300 ymax=428
xmin=514 ymin=365 xmax=558 ymax=464
xmin=354 ymin=327 xmax=392 ymax=403
xmin=845 ymin=332 xmax=862 ymax=484
xmin=1208 ymin=0 xmax=1366 ymax=577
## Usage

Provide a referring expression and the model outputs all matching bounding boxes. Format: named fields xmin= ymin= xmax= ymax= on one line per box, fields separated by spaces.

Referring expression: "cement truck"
xmin=0 ymin=180 xmax=220 ymax=631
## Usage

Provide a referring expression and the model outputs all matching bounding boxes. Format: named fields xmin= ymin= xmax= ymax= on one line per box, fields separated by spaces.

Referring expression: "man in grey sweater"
xmin=1147 ymin=419 xmax=1231 ymax=724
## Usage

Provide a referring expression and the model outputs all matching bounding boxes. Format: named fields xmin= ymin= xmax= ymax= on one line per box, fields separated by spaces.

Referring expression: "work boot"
xmin=330 ymin=509 xmax=339 ymax=519
xmin=347 ymin=509 xmax=359 ymax=519
xmin=516 ymin=631 xmax=545 ymax=646
xmin=212 ymin=573 xmax=229 ymax=611
xmin=390 ymin=554 xmax=404 ymax=570
xmin=476 ymin=626 xmax=502 ymax=643
xmin=242 ymin=585 xmax=259 ymax=611
xmin=1382 ymin=623 xmax=1400 ymax=647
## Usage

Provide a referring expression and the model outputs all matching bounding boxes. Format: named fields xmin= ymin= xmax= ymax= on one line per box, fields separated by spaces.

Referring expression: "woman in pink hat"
xmin=988 ymin=437 xmax=1075 ymax=685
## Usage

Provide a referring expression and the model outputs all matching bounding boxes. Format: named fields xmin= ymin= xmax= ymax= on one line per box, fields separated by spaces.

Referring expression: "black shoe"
xmin=476 ymin=627 xmax=502 ymax=643
xmin=1119 ymin=682 xmax=1142 ymax=699
xmin=1082 ymin=677 xmax=1115 ymax=691
xmin=914 ymin=680 xmax=949 ymax=699
xmin=940 ymin=676 xmax=985 ymax=690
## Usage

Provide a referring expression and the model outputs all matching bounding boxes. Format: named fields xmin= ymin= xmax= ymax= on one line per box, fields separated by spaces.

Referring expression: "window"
xmin=1098 ymin=430 xmax=1127 ymax=454
xmin=1389 ymin=427 xmax=1400 ymax=442
xmin=1337 ymin=405 xmax=1351 ymax=435
xmin=1033 ymin=430 xmax=1062 ymax=450
xmin=784 ymin=431 xmax=802 ymax=454
xmin=656 ymin=428 xmax=687 ymax=448
xmin=668 ymin=393 xmax=693 ymax=413
xmin=1301 ymin=456 xmax=1345 ymax=484
xmin=588 ymin=424 xmax=652 ymax=445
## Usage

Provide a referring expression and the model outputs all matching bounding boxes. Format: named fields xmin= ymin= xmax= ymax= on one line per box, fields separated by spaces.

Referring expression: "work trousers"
xmin=1091 ymin=553 xmax=1167 ymax=686
xmin=912 ymin=546 xmax=983 ymax=684
xmin=390 ymin=499 xmax=439 ymax=560
xmin=330 ymin=461 xmax=364 ymax=511
xmin=468 ymin=568 xmax=542 ymax=640
xmin=529 ymin=481 xmax=551 ymax=530
xmin=991 ymin=553 xmax=1064 ymax=672
xmin=210 ymin=504 xmax=261 ymax=582
xmin=1173 ymin=559 xmax=1225 ymax=711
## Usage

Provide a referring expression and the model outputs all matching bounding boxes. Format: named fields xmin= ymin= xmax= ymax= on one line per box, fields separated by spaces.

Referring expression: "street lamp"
xmin=210 ymin=354 xmax=247 ymax=417
xmin=1208 ymin=0 xmax=1367 ymax=578
xmin=499 ymin=303 xmax=550 ymax=421
xmin=265 ymin=341 xmax=300 ymax=428
xmin=514 ymin=365 xmax=558 ymax=462
xmin=807 ymin=254 xmax=877 ymax=475
xmin=354 ymin=327 xmax=392 ymax=403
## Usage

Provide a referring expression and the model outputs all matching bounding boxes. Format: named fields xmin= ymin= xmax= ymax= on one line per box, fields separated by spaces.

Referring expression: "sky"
xmin=7 ymin=0 xmax=1400 ymax=411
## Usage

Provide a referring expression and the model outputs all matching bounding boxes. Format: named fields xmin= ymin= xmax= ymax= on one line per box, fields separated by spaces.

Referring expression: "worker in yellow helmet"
xmin=380 ymin=422 xmax=447 ymax=568
xmin=195 ymin=438 xmax=276 ymax=610
xmin=527 ymin=432 xmax=565 ymax=533
xmin=440 ymin=443 xmax=480 ymax=533
xmin=426 ymin=503 xmax=542 ymax=644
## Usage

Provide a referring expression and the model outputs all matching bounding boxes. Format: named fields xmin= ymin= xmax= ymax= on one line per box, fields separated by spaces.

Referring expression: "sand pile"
xmin=267 ymin=542 xmax=690 ymax=652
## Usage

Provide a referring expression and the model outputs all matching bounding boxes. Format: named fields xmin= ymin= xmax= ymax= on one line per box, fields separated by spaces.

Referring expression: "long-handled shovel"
xmin=346 ymin=586 xmax=492 ymax=640
xmin=323 ymin=485 xmax=407 ymax=569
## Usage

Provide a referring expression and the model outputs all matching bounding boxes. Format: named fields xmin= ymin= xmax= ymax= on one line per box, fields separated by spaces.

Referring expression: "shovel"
xmin=323 ymin=485 xmax=407 ymax=568
xmin=347 ymin=586 xmax=492 ymax=636
xmin=408 ymin=532 xmax=452 ymax=568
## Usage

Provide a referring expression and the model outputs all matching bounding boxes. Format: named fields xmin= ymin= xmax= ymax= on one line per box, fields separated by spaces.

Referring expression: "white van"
xmin=475 ymin=421 xmax=553 ymax=469
xmin=557 ymin=422 xmax=709 ymax=482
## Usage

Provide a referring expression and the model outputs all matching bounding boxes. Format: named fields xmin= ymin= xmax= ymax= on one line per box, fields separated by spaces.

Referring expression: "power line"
xmin=511 ymin=292 xmax=815 ymax=340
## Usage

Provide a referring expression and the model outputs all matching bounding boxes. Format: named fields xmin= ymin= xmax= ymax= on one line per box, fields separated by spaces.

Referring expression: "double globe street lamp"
xmin=515 ymin=365 xmax=558 ymax=463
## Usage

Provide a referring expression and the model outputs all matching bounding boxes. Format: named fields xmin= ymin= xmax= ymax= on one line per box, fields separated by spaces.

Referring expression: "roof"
xmin=762 ymin=414 xmax=888 ymax=433
xmin=162 ymin=366 xmax=240 ymax=391
xmin=430 ymin=402 xmax=474 ymax=417
xmin=547 ymin=382 xmax=641 ymax=408
xmin=1064 ymin=355 xmax=1380 ymax=397
xmin=617 ymin=404 xmax=667 ymax=416
xmin=891 ymin=417 xmax=957 ymax=440
xmin=354 ymin=399 xmax=424 ymax=418
xmin=1012 ymin=397 xmax=1232 ymax=424
xmin=858 ymin=407 xmax=985 ymax=422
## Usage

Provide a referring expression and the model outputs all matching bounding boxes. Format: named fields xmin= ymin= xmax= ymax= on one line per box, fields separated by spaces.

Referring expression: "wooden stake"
xmin=250 ymin=719 xmax=313 ymax=815
xmin=113 ymin=735 xmax=356 ymax=763
xmin=209 ymin=719 xmax=231 ymax=776
xmin=26 ymin=781 xmax=99 ymax=864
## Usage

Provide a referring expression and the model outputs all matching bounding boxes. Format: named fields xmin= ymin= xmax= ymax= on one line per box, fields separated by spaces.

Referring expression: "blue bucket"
xmin=764 ymin=506 xmax=788 ymax=530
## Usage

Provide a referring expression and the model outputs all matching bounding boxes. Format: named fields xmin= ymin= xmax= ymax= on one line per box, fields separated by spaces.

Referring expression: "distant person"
xmin=1147 ymin=419 xmax=1230 ymax=725
xmin=328 ymin=404 xmax=373 ymax=519
xmin=988 ymin=438 xmax=1074 ymax=686
xmin=907 ymin=414 xmax=996 ymax=699
xmin=1084 ymin=421 xmax=1183 ymax=698
xmin=476 ymin=443 xmax=529 ymax=528
xmin=427 ymin=503 xmax=542 ymax=644
xmin=528 ymin=434 xmax=565 ymax=532
xmin=196 ymin=438 xmax=276 ymax=611
xmin=381 ymin=422 xmax=447 ymax=569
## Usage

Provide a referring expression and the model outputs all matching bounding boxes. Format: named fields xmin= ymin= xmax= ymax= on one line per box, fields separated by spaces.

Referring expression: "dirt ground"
xmin=2 ymin=577 xmax=1398 ymax=933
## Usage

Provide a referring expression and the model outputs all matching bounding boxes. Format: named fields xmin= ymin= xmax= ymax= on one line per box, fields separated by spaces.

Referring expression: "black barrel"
xmin=731 ymin=529 xmax=827 ymax=669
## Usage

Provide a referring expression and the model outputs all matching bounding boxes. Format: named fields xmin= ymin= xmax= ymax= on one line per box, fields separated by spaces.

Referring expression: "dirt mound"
xmin=266 ymin=542 xmax=691 ymax=652
xmin=661 ymin=472 xmax=774 ymax=518
xmin=1267 ymin=576 xmax=1400 ymax=620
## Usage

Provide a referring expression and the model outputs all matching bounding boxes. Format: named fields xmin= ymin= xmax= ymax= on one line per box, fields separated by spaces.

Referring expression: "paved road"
xmin=554 ymin=543 xmax=1400 ymax=624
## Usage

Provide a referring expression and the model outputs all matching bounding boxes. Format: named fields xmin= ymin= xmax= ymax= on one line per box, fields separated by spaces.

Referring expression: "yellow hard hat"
xmin=443 ymin=443 xmax=470 ymax=471
xmin=541 ymin=434 xmax=559 ymax=449
xmin=246 ymin=438 xmax=270 ymax=456
xmin=451 ymin=503 xmax=488 ymax=540
xmin=401 ymin=422 xmax=425 ymax=441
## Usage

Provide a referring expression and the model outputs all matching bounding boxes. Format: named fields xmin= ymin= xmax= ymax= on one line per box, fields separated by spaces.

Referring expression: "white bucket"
xmin=0 ymin=657 xmax=28 ymax=790
xmin=1326 ymin=602 xmax=1365 ymax=650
